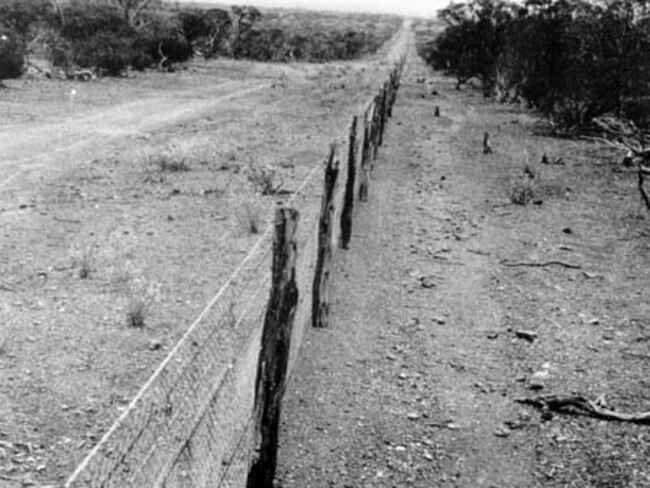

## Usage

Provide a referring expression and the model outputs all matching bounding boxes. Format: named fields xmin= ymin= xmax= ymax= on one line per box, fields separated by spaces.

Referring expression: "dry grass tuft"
xmin=124 ymin=278 xmax=161 ymax=328
xmin=508 ymin=177 xmax=537 ymax=205
xmin=246 ymin=164 xmax=284 ymax=195
xmin=0 ymin=316 xmax=18 ymax=356
xmin=235 ymin=201 xmax=264 ymax=235
xmin=71 ymin=242 xmax=98 ymax=279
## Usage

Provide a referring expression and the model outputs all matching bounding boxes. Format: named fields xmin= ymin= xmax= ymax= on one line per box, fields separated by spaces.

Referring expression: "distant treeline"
xmin=416 ymin=0 xmax=650 ymax=129
xmin=0 ymin=0 xmax=400 ymax=81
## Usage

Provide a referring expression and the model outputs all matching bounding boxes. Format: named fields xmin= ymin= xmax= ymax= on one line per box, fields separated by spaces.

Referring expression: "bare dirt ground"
xmin=0 ymin=29 xmax=407 ymax=487
xmin=275 ymin=35 xmax=650 ymax=487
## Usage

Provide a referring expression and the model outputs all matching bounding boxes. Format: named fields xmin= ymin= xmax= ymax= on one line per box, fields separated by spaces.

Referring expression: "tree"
xmin=230 ymin=5 xmax=262 ymax=59
xmin=179 ymin=9 xmax=214 ymax=46
xmin=110 ymin=0 xmax=160 ymax=27
xmin=0 ymin=28 xmax=25 ymax=84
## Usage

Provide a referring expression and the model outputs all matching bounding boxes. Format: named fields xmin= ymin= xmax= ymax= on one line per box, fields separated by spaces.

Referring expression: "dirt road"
xmin=0 ymin=80 xmax=270 ymax=190
xmin=275 ymin=34 xmax=650 ymax=487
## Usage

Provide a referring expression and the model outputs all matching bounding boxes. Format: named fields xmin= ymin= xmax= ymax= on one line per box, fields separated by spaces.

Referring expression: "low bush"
xmin=419 ymin=0 xmax=650 ymax=129
xmin=1 ymin=2 xmax=399 ymax=79
xmin=0 ymin=28 xmax=25 ymax=82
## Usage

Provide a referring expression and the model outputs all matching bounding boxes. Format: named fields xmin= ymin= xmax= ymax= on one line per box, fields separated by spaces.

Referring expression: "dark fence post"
xmin=378 ymin=82 xmax=389 ymax=146
xmin=312 ymin=146 xmax=339 ymax=328
xmin=341 ymin=117 xmax=358 ymax=249
xmin=372 ymin=95 xmax=381 ymax=159
xmin=246 ymin=207 xmax=300 ymax=488
xmin=359 ymin=107 xmax=372 ymax=202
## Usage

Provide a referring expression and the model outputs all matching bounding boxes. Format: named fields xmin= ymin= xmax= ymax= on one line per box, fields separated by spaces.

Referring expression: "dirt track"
xmin=275 ymin=33 xmax=650 ymax=487
xmin=0 ymin=80 xmax=270 ymax=191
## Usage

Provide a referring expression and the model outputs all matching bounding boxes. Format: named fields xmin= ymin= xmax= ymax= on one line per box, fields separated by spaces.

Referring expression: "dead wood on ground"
xmin=500 ymin=260 xmax=582 ymax=269
xmin=516 ymin=395 xmax=650 ymax=424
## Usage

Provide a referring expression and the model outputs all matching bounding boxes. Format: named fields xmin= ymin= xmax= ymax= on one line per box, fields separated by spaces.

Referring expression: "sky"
xmin=176 ymin=0 xmax=448 ymax=18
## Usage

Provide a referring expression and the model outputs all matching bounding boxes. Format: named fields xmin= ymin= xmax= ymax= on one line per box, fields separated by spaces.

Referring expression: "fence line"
xmin=65 ymin=52 xmax=406 ymax=488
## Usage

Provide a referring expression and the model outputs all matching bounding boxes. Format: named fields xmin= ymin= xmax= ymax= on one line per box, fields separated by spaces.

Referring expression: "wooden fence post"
xmin=387 ymin=71 xmax=396 ymax=117
xmin=359 ymin=108 xmax=372 ymax=202
xmin=372 ymin=95 xmax=381 ymax=159
xmin=378 ymin=82 xmax=389 ymax=147
xmin=312 ymin=146 xmax=339 ymax=328
xmin=340 ymin=116 xmax=358 ymax=249
xmin=246 ymin=207 xmax=300 ymax=488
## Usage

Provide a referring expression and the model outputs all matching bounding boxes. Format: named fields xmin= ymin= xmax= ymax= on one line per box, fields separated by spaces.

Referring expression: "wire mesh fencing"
xmin=64 ymin=53 xmax=406 ymax=488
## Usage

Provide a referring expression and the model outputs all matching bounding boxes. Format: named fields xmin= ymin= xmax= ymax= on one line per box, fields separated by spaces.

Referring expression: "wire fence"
xmin=64 ymin=49 xmax=406 ymax=488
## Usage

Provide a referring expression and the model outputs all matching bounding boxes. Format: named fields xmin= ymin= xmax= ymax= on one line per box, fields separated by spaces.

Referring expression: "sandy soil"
xmin=0 ymin=30 xmax=407 ymax=487
xmin=275 ymin=35 xmax=650 ymax=487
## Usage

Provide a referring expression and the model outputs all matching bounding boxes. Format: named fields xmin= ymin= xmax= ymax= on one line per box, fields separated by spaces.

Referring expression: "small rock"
xmin=541 ymin=410 xmax=554 ymax=421
xmin=474 ymin=382 xmax=490 ymax=394
xmin=562 ymin=227 xmax=573 ymax=234
xmin=419 ymin=276 xmax=437 ymax=289
xmin=407 ymin=412 xmax=420 ymax=420
xmin=528 ymin=381 xmax=545 ymax=391
xmin=486 ymin=332 xmax=499 ymax=340
xmin=433 ymin=317 xmax=446 ymax=325
xmin=149 ymin=339 xmax=163 ymax=351
xmin=494 ymin=427 xmax=511 ymax=437
xmin=515 ymin=330 xmax=538 ymax=342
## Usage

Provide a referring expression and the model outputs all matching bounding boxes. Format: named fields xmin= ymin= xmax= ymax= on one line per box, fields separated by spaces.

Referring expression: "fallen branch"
xmin=500 ymin=260 xmax=582 ymax=270
xmin=516 ymin=394 xmax=650 ymax=424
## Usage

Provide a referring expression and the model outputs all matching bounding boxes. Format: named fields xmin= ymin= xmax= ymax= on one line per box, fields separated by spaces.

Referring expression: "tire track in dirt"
xmin=0 ymin=81 xmax=271 ymax=192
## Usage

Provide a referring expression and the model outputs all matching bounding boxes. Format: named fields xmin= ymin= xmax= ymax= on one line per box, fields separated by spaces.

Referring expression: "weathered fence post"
xmin=312 ymin=146 xmax=339 ymax=328
xmin=246 ymin=207 xmax=300 ymax=488
xmin=372 ymin=95 xmax=382 ymax=159
xmin=341 ymin=116 xmax=358 ymax=249
xmin=377 ymin=83 xmax=388 ymax=148
xmin=359 ymin=106 xmax=372 ymax=202
xmin=387 ymin=71 xmax=396 ymax=117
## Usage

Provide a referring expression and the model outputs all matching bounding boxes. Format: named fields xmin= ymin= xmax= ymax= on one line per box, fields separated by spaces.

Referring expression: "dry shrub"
xmin=124 ymin=278 xmax=161 ymax=328
xmin=151 ymin=147 xmax=190 ymax=173
xmin=71 ymin=241 xmax=98 ymax=279
xmin=508 ymin=177 xmax=537 ymax=205
xmin=246 ymin=164 xmax=284 ymax=195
